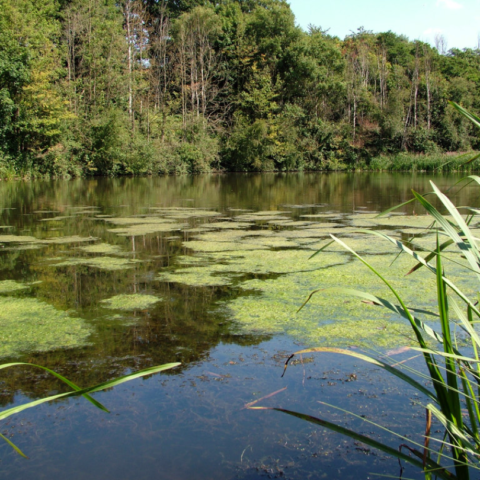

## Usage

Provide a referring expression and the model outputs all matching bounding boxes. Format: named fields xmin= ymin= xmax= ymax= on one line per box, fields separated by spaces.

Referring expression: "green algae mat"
xmin=0 ymin=174 xmax=478 ymax=480
xmin=0 ymin=173 xmax=476 ymax=358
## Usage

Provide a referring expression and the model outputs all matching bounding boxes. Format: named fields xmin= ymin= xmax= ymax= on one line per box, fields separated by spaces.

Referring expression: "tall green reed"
xmin=249 ymin=104 xmax=480 ymax=479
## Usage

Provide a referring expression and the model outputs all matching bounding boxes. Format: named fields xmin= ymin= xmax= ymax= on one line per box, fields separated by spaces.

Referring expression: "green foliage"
xmin=1 ymin=0 xmax=480 ymax=176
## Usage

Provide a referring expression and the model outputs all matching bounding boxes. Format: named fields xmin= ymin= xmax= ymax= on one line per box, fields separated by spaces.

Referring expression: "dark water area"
xmin=0 ymin=173 xmax=477 ymax=479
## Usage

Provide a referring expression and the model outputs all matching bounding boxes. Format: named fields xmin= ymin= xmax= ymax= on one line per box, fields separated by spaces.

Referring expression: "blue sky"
xmin=288 ymin=0 xmax=480 ymax=50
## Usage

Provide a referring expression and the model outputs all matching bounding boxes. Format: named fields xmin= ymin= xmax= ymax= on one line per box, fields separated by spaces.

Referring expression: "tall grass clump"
xmin=249 ymin=104 xmax=480 ymax=479
xmin=370 ymin=151 xmax=480 ymax=172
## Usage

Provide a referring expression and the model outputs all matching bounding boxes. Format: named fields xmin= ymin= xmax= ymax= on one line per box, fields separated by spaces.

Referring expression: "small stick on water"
xmin=244 ymin=387 xmax=287 ymax=409
xmin=240 ymin=445 xmax=250 ymax=463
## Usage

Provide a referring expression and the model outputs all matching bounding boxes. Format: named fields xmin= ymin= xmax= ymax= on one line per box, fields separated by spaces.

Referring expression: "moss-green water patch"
xmin=300 ymin=214 xmax=345 ymax=219
xmin=183 ymin=227 xmax=214 ymax=234
xmin=221 ymin=253 xmax=438 ymax=349
xmin=280 ymin=229 xmax=331 ymax=239
xmin=49 ymin=256 xmax=142 ymax=271
xmin=2 ymin=244 xmax=44 ymax=251
xmin=41 ymin=235 xmax=97 ymax=245
xmin=0 ymin=296 xmax=91 ymax=358
xmin=0 ymin=280 xmax=31 ymax=294
xmin=305 ymin=235 xmax=402 ymax=254
xmin=158 ymin=269 xmax=233 ymax=287
xmin=40 ymin=216 xmax=76 ymax=222
xmin=240 ymin=236 xmax=299 ymax=248
xmin=190 ymin=230 xmax=273 ymax=243
xmin=78 ymin=243 xmax=124 ymax=255
xmin=349 ymin=214 xmax=436 ymax=229
xmin=149 ymin=208 xmax=221 ymax=218
xmin=233 ymin=215 xmax=291 ymax=222
xmin=0 ymin=235 xmax=38 ymax=243
xmin=268 ymin=220 xmax=314 ymax=227
xmin=203 ymin=222 xmax=252 ymax=230
xmin=100 ymin=294 xmax=161 ymax=310
xmin=104 ymin=217 xmax=173 ymax=226
xmin=108 ymin=222 xmax=187 ymax=236
xmin=183 ymin=241 xmax=268 ymax=252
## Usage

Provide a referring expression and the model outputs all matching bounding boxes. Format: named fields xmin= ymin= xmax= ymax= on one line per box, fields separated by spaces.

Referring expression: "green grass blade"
xmin=412 ymin=189 xmax=480 ymax=280
xmin=248 ymin=406 xmax=455 ymax=479
xmin=0 ymin=363 xmax=180 ymax=422
xmin=0 ymin=432 xmax=28 ymax=458
xmin=0 ymin=362 xmax=108 ymax=412
xmin=450 ymin=102 xmax=480 ymax=129
xmin=283 ymin=347 xmax=437 ymax=402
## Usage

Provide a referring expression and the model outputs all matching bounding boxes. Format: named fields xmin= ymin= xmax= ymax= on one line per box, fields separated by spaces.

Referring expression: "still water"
xmin=0 ymin=173 xmax=477 ymax=479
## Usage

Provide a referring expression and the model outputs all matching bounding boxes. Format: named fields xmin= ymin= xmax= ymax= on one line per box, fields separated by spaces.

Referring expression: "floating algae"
xmin=0 ymin=280 xmax=31 ymax=294
xmin=146 ymin=208 xmax=222 ymax=220
xmin=49 ymin=256 xmax=142 ymax=271
xmin=348 ymin=214 xmax=436 ymax=229
xmin=104 ymin=217 xmax=174 ymax=226
xmin=182 ymin=241 xmax=268 ymax=252
xmin=233 ymin=214 xmax=291 ymax=222
xmin=40 ymin=216 xmax=76 ymax=222
xmin=41 ymin=235 xmax=97 ymax=245
xmin=189 ymin=229 xmax=274 ymax=243
xmin=158 ymin=249 xmax=349 ymax=288
xmin=240 ymin=236 xmax=300 ymax=248
xmin=158 ymin=268 xmax=233 ymax=287
xmin=0 ymin=235 xmax=38 ymax=243
xmin=221 ymin=253 xmax=438 ymax=349
xmin=107 ymin=222 xmax=187 ymax=236
xmin=101 ymin=294 xmax=161 ymax=310
xmin=268 ymin=220 xmax=314 ymax=227
xmin=78 ymin=243 xmax=124 ymax=255
xmin=300 ymin=214 xmax=345 ymax=219
xmin=0 ymin=297 xmax=91 ymax=358
xmin=202 ymin=221 xmax=252 ymax=230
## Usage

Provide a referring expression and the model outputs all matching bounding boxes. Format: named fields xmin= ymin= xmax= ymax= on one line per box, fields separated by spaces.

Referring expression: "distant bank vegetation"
xmin=1 ymin=0 xmax=480 ymax=177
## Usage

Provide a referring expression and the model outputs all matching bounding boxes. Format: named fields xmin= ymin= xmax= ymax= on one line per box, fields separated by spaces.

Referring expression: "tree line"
xmin=1 ymin=0 xmax=479 ymax=176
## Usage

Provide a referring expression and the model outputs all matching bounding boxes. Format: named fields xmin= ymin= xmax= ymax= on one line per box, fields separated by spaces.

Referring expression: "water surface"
xmin=0 ymin=173 xmax=476 ymax=479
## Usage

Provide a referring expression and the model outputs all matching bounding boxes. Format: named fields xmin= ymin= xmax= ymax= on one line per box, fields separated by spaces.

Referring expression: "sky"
xmin=288 ymin=0 xmax=480 ymax=50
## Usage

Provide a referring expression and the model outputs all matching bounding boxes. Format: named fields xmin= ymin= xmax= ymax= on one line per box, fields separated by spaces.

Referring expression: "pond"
xmin=0 ymin=172 xmax=477 ymax=479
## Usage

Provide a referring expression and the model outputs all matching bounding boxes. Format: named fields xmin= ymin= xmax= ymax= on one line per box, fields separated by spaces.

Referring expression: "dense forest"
xmin=1 ymin=0 xmax=479 ymax=177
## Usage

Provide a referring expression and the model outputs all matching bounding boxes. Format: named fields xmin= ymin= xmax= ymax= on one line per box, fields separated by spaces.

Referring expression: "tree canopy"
xmin=0 ymin=0 xmax=479 ymax=176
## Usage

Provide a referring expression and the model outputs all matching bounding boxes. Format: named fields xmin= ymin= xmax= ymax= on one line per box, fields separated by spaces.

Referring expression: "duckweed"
xmin=79 ymin=243 xmax=124 ymax=255
xmin=42 ymin=236 xmax=97 ymax=245
xmin=0 ymin=296 xmax=91 ymax=358
xmin=222 ymin=253 xmax=437 ymax=348
xmin=100 ymin=294 xmax=161 ymax=310
xmin=108 ymin=223 xmax=187 ymax=236
xmin=0 ymin=235 xmax=38 ymax=243
xmin=50 ymin=256 xmax=141 ymax=271
xmin=0 ymin=280 xmax=30 ymax=293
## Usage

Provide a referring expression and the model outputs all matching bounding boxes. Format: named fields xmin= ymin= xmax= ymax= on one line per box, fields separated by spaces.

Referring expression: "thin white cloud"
xmin=436 ymin=0 xmax=463 ymax=9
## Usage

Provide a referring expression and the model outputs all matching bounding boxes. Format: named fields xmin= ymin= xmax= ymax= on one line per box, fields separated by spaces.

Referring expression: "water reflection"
xmin=0 ymin=173 xmax=474 ymax=479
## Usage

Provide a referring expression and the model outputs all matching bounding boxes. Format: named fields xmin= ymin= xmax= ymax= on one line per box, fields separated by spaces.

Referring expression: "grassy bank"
xmin=368 ymin=152 xmax=480 ymax=172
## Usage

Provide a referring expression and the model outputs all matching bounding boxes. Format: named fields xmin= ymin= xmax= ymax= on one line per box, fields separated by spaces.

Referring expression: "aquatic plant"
xmin=0 ymin=361 xmax=180 ymax=457
xmin=100 ymin=293 xmax=161 ymax=310
xmin=248 ymin=103 xmax=480 ymax=480
xmin=251 ymin=180 xmax=480 ymax=478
